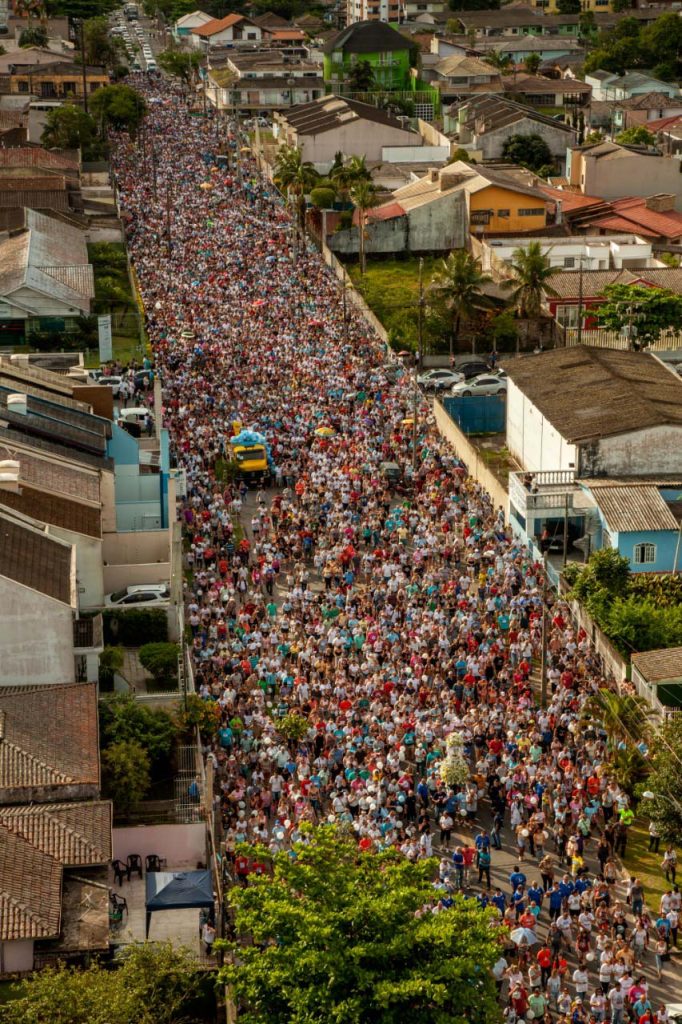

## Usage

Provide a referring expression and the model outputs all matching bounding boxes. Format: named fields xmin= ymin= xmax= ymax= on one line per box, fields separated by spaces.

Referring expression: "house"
xmin=0 ymin=46 xmax=75 ymax=75
xmin=490 ymin=35 xmax=583 ymax=66
xmin=631 ymin=647 xmax=682 ymax=716
xmin=613 ymin=92 xmax=682 ymax=133
xmin=537 ymin=184 xmax=682 ymax=243
xmin=480 ymin=233 xmax=664 ymax=276
xmin=449 ymin=93 xmax=576 ymax=164
xmin=346 ymin=0 xmax=401 ymax=24
xmin=323 ymin=21 xmax=412 ymax=93
xmin=190 ymin=13 xmax=263 ymax=49
xmin=544 ymin=266 xmax=682 ymax=332
xmin=274 ymin=94 xmax=422 ymax=165
xmin=578 ymin=479 xmax=682 ymax=573
xmin=7 ymin=61 xmax=108 ymax=100
xmin=505 ymin=348 xmax=682 ymax=552
xmin=528 ymin=0 xmax=615 ymax=13
xmin=0 ymin=681 xmax=112 ymax=975
xmin=587 ymin=69 xmax=680 ymax=103
xmin=0 ymin=210 xmax=93 ymax=338
xmin=429 ymin=55 xmax=503 ymax=103
xmin=206 ymin=50 xmax=324 ymax=113
xmin=0 ymin=108 xmax=26 ymax=145
xmin=172 ymin=8 xmax=213 ymax=40
xmin=568 ymin=141 xmax=682 ymax=209
xmin=401 ymin=0 xmax=447 ymax=22
xmin=328 ymin=160 xmax=552 ymax=257
xmin=503 ymin=73 xmax=591 ymax=110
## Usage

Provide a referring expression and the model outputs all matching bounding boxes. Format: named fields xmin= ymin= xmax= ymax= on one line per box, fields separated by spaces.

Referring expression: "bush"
xmin=139 ymin=642 xmax=179 ymax=689
xmin=101 ymin=740 xmax=151 ymax=818
xmin=98 ymin=645 xmax=124 ymax=693
xmin=103 ymin=608 xmax=168 ymax=646
xmin=99 ymin=695 xmax=176 ymax=777
xmin=177 ymin=693 xmax=222 ymax=738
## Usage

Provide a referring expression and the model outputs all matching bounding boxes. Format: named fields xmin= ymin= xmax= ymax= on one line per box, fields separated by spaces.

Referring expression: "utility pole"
xmin=78 ymin=19 xmax=89 ymax=114
xmin=562 ymin=491 xmax=569 ymax=567
xmin=577 ymin=254 xmax=585 ymax=347
xmin=540 ymin=553 xmax=549 ymax=709
xmin=233 ymin=87 xmax=243 ymax=187
xmin=417 ymin=256 xmax=424 ymax=371
xmin=412 ymin=258 xmax=424 ymax=475
xmin=342 ymin=281 xmax=348 ymax=345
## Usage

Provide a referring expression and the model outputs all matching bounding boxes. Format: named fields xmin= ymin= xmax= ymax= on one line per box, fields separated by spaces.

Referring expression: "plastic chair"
xmin=145 ymin=854 xmax=162 ymax=873
xmin=112 ymin=858 xmax=130 ymax=885
xmin=110 ymin=891 xmax=128 ymax=918
xmin=127 ymin=853 xmax=143 ymax=879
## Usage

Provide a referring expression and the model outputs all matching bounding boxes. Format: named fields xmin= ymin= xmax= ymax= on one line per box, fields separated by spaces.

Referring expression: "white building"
xmin=346 ymin=0 xmax=401 ymax=24
xmin=479 ymin=234 xmax=664 ymax=274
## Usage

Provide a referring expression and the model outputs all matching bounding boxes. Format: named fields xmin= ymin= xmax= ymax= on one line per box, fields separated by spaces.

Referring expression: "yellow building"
xmin=531 ymin=0 xmax=613 ymax=12
xmin=9 ymin=61 xmax=109 ymax=100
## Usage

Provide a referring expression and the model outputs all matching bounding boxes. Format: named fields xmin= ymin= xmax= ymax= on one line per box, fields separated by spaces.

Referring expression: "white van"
xmin=117 ymin=406 xmax=151 ymax=428
xmin=147 ymin=59 xmax=157 ymax=71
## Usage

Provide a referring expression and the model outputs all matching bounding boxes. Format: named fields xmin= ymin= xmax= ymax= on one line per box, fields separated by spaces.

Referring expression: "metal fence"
xmin=564 ymin=327 xmax=682 ymax=351
xmin=442 ymin=395 xmax=506 ymax=435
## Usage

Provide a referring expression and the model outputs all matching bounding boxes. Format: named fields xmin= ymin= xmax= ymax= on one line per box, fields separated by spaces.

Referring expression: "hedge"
xmin=103 ymin=608 xmax=168 ymax=647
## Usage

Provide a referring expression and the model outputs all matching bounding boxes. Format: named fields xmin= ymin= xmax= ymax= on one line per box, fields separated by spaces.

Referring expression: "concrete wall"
xmin=46 ymin=526 xmax=104 ymax=611
xmin=506 ymin=379 xmax=578 ymax=473
xmin=0 ymin=576 xmax=75 ymax=686
xmin=579 ymin=425 xmax=682 ymax=477
xmin=434 ymin=398 xmax=510 ymax=513
xmin=329 ymin=217 xmax=408 ymax=257
xmin=104 ymin=530 xmax=169 ymax=565
xmin=0 ymin=940 xmax=33 ymax=974
xmin=328 ymin=190 xmax=468 ymax=257
xmin=298 ymin=120 xmax=421 ymax=165
xmin=113 ymin=823 xmax=207 ymax=868
xmin=481 ymin=118 xmax=575 ymax=161
xmin=583 ymin=153 xmax=682 ymax=210
xmin=103 ymin=562 xmax=171 ymax=593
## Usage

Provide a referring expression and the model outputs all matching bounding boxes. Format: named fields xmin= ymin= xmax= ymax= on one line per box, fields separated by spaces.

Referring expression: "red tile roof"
xmin=608 ymin=196 xmax=682 ymax=240
xmin=537 ymin=183 xmax=604 ymax=213
xmin=192 ymin=13 xmax=247 ymax=36
xmin=352 ymin=201 xmax=404 ymax=226
xmin=0 ymin=802 xmax=112 ymax=867
xmin=646 ymin=114 xmax=682 ymax=132
xmin=0 ymin=826 xmax=62 ymax=940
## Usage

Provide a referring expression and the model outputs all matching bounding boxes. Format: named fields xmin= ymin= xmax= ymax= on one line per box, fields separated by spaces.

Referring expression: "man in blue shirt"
xmin=548 ymin=882 xmax=564 ymax=921
xmin=491 ymin=888 xmax=506 ymax=913
xmin=475 ymin=830 xmax=491 ymax=853
xmin=527 ymin=881 xmax=544 ymax=909
xmin=510 ymin=865 xmax=527 ymax=893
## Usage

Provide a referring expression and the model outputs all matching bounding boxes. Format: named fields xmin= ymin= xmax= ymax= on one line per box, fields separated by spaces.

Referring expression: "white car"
xmin=105 ymin=584 xmax=170 ymax=607
xmin=417 ymin=368 xmax=464 ymax=391
xmin=450 ymin=374 xmax=507 ymax=397
xmin=97 ymin=375 xmax=123 ymax=397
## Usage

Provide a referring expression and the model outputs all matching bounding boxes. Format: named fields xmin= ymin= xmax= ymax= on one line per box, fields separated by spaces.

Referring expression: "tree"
xmin=156 ymin=48 xmax=203 ymax=83
xmin=218 ymin=825 xmax=502 ymax=1024
xmin=274 ymin=144 xmax=319 ymax=241
xmin=640 ymin=13 xmax=682 ymax=72
xmin=645 ymin=716 xmax=682 ymax=841
xmin=347 ymin=58 xmax=375 ymax=93
xmin=48 ymin=0 xmax=118 ymax=16
xmin=616 ymin=125 xmax=655 ymax=146
xmin=350 ymin=178 xmax=378 ymax=275
xmin=429 ymin=249 xmax=492 ymax=355
xmin=82 ymin=16 xmax=126 ymax=70
xmin=448 ymin=0 xmax=500 ymax=10
xmin=612 ymin=0 xmax=633 ymax=10
xmin=597 ymin=283 xmax=682 ymax=346
xmin=310 ymin=186 xmax=336 ymax=209
xmin=501 ymin=133 xmax=555 ymax=173
xmin=557 ymin=0 xmax=581 ymax=12
xmin=584 ymin=130 xmax=604 ymax=144
xmin=101 ymin=740 xmax=151 ymax=817
xmin=578 ymin=11 xmax=596 ymax=41
xmin=176 ymin=692 xmax=222 ymax=738
xmin=581 ymin=689 xmax=656 ymax=748
xmin=2 ymin=942 xmax=204 ymax=1024
xmin=524 ymin=52 xmax=541 ymax=74
xmin=90 ymin=84 xmax=148 ymax=133
xmin=99 ymin=694 xmax=176 ymax=773
xmin=98 ymin=644 xmax=124 ymax=691
xmin=41 ymin=103 xmax=103 ymax=159
xmin=485 ymin=50 xmax=512 ymax=72
xmin=502 ymin=241 xmax=559 ymax=319
xmin=19 ymin=25 xmax=48 ymax=45
xmin=139 ymin=641 xmax=179 ymax=689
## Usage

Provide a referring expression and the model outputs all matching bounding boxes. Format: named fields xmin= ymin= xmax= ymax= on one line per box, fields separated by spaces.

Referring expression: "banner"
xmin=98 ymin=314 xmax=113 ymax=363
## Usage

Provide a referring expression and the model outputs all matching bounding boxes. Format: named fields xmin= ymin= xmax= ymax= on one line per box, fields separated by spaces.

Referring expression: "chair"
xmin=110 ymin=891 xmax=128 ymax=918
xmin=127 ymin=853 xmax=143 ymax=879
xmin=145 ymin=854 xmax=162 ymax=873
xmin=112 ymin=858 xmax=130 ymax=885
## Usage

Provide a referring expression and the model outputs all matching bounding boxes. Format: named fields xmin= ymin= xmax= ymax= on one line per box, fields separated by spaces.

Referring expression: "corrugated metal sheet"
xmin=590 ymin=484 xmax=679 ymax=532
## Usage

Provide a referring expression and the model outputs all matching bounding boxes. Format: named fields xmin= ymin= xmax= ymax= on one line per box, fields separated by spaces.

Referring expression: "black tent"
xmin=145 ymin=870 xmax=214 ymax=937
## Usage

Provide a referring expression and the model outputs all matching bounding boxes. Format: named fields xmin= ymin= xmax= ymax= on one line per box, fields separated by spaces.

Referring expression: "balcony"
xmin=509 ymin=469 xmax=577 ymax=517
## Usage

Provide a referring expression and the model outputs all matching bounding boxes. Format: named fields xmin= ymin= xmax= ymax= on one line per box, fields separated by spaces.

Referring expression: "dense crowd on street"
xmin=112 ymin=78 xmax=679 ymax=1020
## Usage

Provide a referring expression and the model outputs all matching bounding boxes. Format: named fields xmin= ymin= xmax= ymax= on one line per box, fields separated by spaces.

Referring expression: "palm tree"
xmin=502 ymin=241 xmax=559 ymax=351
xmin=429 ymin=249 xmax=493 ymax=356
xmin=273 ymin=145 xmax=319 ymax=244
xmin=581 ymin=689 xmax=656 ymax=748
xmin=330 ymin=154 xmax=372 ymax=205
xmin=350 ymin=179 xmax=378 ymax=275
xmin=486 ymin=50 xmax=513 ymax=73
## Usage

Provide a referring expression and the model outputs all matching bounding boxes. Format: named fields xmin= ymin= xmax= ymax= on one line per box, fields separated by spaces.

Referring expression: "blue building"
xmin=581 ymin=482 xmax=682 ymax=573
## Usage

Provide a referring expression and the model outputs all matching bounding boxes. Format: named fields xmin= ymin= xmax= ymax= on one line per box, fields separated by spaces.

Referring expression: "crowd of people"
xmin=111 ymin=78 xmax=678 ymax=1018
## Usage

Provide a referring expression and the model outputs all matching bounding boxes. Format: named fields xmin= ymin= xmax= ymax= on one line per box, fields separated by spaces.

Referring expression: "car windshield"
xmin=235 ymin=447 xmax=265 ymax=463
xmin=110 ymin=589 xmax=128 ymax=602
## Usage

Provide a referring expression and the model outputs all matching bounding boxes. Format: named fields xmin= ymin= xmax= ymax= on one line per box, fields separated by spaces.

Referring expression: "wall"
xmin=113 ymin=823 xmax=207 ymax=868
xmin=616 ymin=528 xmax=680 ymax=573
xmin=481 ymin=118 xmax=574 ymax=161
xmin=299 ymin=119 xmax=420 ymax=165
xmin=434 ymin=398 xmax=510 ymax=513
xmin=584 ymin=152 xmax=682 ymax=211
xmin=103 ymin=562 xmax=170 ymax=592
xmin=46 ymin=526 xmax=104 ymax=611
xmin=580 ymin=424 xmax=682 ymax=477
xmin=103 ymin=529 xmax=169 ymax=566
xmin=506 ymin=379 xmax=578 ymax=473
xmin=327 ymin=189 xmax=468 ymax=257
xmin=0 ymin=576 xmax=75 ymax=686
xmin=468 ymin=186 xmax=547 ymax=234
xmin=329 ymin=217 xmax=408 ymax=257
xmin=417 ymin=118 xmax=452 ymax=151
xmin=564 ymin=590 xmax=628 ymax=684
xmin=0 ymin=940 xmax=33 ymax=974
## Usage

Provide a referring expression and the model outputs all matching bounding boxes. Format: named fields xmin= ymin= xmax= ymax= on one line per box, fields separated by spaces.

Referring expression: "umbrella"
xmin=510 ymin=927 xmax=537 ymax=946
xmin=401 ymin=417 xmax=415 ymax=428
xmin=199 ymin=182 xmax=213 ymax=190
xmin=315 ymin=426 xmax=336 ymax=437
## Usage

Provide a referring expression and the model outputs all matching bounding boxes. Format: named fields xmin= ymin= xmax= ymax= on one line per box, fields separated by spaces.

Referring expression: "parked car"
xmin=456 ymin=359 xmax=490 ymax=380
xmin=97 ymin=375 xmax=123 ymax=397
xmin=417 ymin=368 xmax=464 ymax=391
xmin=450 ymin=374 xmax=507 ymax=397
xmin=104 ymin=584 xmax=170 ymax=607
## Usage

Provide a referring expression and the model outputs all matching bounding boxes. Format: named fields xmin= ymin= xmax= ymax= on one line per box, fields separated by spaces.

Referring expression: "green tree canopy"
xmin=90 ymin=84 xmax=148 ymax=132
xmin=616 ymin=125 xmax=655 ymax=146
xmin=101 ymin=740 xmax=151 ymax=817
xmin=99 ymin=693 xmax=176 ymax=770
xmin=350 ymin=177 xmax=379 ymax=275
xmin=524 ymin=52 xmax=541 ymax=74
xmin=156 ymin=48 xmax=203 ymax=82
xmin=597 ymin=283 xmax=682 ymax=345
xmin=448 ymin=0 xmax=500 ymax=10
xmin=219 ymin=825 xmax=502 ymax=1024
xmin=645 ymin=716 xmax=682 ymax=841
xmin=501 ymin=132 xmax=554 ymax=173
xmin=81 ymin=16 xmax=127 ymax=71
xmin=347 ymin=58 xmax=375 ymax=92
xmin=19 ymin=25 xmax=48 ymax=46
xmin=1 ymin=942 xmax=204 ymax=1024
xmin=41 ymin=103 xmax=103 ymax=159
xmin=429 ymin=249 xmax=493 ymax=354
xmin=557 ymin=0 xmax=581 ymax=13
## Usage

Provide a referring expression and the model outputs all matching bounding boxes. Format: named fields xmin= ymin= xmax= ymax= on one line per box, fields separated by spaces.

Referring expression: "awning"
xmin=145 ymin=870 xmax=214 ymax=937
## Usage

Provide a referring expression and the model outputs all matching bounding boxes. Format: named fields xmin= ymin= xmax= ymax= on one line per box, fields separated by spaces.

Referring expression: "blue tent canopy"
xmin=145 ymin=870 xmax=214 ymax=937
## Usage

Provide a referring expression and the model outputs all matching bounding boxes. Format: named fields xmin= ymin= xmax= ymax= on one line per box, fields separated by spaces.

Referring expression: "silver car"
xmin=417 ymin=368 xmax=464 ymax=391
xmin=450 ymin=374 xmax=507 ymax=397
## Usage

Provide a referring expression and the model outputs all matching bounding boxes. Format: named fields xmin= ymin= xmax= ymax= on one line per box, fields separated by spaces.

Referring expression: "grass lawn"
xmin=622 ymin=818 xmax=669 ymax=908
xmin=347 ymin=257 xmax=443 ymax=352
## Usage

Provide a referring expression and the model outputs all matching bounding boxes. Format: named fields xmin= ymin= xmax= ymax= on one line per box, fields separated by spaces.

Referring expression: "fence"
xmin=564 ymin=327 xmax=682 ymax=351
xmin=442 ymin=394 xmax=506 ymax=435
xmin=433 ymin=398 xmax=510 ymax=513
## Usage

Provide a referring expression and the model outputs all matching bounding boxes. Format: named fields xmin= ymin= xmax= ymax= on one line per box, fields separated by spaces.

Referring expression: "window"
xmin=498 ymin=209 xmax=510 ymax=218
xmin=18 ymin=80 xmax=29 ymax=93
xmin=519 ymin=208 xmax=545 ymax=217
xmin=564 ymin=256 xmax=575 ymax=268
xmin=471 ymin=210 xmax=491 ymax=225
xmin=633 ymin=543 xmax=656 ymax=565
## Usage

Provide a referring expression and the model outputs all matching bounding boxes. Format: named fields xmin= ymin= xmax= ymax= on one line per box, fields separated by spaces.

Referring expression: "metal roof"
xmin=589 ymin=484 xmax=679 ymax=533
xmin=323 ymin=20 xmax=411 ymax=55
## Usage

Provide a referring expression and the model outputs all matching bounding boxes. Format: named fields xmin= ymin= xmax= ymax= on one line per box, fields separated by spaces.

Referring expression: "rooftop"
xmin=504 ymin=73 xmax=591 ymax=94
xmin=192 ymin=12 xmax=255 ymax=37
xmin=0 ymin=512 xmax=74 ymax=604
xmin=547 ymin=266 xmax=682 ymax=299
xmin=0 ymin=681 xmax=100 ymax=799
xmin=435 ymin=54 xmax=498 ymax=78
xmin=323 ymin=20 xmax=411 ymax=55
xmin=631 ymin=646 xmax=682 ymax=683
xmin=588 ymin=483 xmax=679 ymax=533
xmin=0 ymin=802 xmax=112 ymax=867
xmin=0 ymin=826 xmax=62 ymax=940
xmin=504 ymin=347 xmax=682 ymax=443
xmin=0 ymin=481 xmax=102 ymax=538
xmin=281 ymin=94 xmax=417 ymax=136
xmin=454 ymin=93 xmax=575 ymax=135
